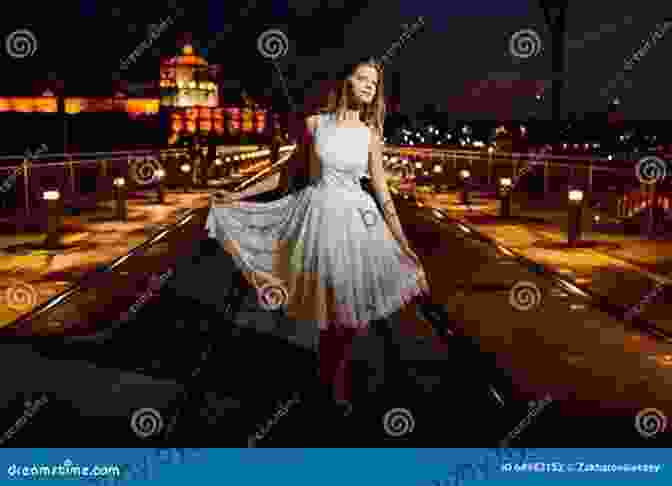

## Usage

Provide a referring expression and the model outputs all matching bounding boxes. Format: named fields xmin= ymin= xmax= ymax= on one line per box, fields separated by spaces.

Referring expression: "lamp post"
xmin=459 ymin=169 xmax=471 ymax=205
xmin=43 ymin=190 xmax=62 ymax=249
xmin=499 ymin=177 xmax=512 ymax=218
xmin=214 ymin=158 xmax=222 ymax=179
xmin=155 ymin=169 xmax=165 ymax=204
xmin=114 ymin=177 xmax=127 ymax=221
xmin=233 ymin=155 xmax=240 ymax=176
xmin=224 ymin=157 xmax=232 ymax=178
xmin=191 ymin=142 xmax=201 ymax=187
xmin=567 ymin=189 xmax=584 ymax=247
xmin=180 ymin=163 xmax=192 ymax=192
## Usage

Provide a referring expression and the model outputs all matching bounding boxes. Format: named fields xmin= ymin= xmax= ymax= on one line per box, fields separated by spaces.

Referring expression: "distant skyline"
xmin=195 ymin=0 xmax=672 ymax=121
xmin=1 ymin=1 xmax=671 ymax=121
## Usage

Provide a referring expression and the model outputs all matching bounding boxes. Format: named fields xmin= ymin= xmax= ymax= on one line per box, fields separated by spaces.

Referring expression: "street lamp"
xmin=180 ymin=163 xmax=192 ymax=193
xmin=43 ymin=190 xmax=62 ymax=249
xmin=224 ymin=156 xmax=232 ymax=177
xmin=568 ymin=189 xmax=584 ymax=247
xmin=213 ymin=157 xmax=222 ymax=179
xmin=113 ymin=177 xmax=127 ymax=221
xmin=459 ymin=169 xmax=471 ymax=205
xmin=155 ymin=169 xmax=165 ymax=204
xmin=233 ymin=155 xmax=240 ymax=175
xmin=499 ymin=177 xmax=512 ymax=217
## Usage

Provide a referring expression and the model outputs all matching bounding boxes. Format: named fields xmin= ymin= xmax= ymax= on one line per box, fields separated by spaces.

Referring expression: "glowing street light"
xmin=568 ymin=189 xmax=584 ymax=246
xmin=43 ymin=190 xmax=62 ymax=248
xmin=180 ymin=163 xmax=192 ymax=192
xmin=155 ymin=169 xmax=166 ymax=204
xmin=459 ymin=170 xmax=471 ymax=205
xmin=43 ymin=190 xmax=60 ymax=201
xmin=113 ymin=177 xmax=127 ymax=221
xmin=568 ymin=189 xmax=584 ymax=202
xmin=499 ymin=177 xmax=512 ymax=217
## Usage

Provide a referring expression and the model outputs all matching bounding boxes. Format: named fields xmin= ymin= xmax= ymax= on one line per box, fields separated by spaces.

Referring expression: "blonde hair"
xmin=283 ymin=59 xmax=386 ymax=193
xmin=318 ymin=58 xmax=386 ymax=139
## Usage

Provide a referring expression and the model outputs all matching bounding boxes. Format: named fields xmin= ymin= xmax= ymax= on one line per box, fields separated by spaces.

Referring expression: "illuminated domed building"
xmin=160 ymin=45 xmax=267 ymax=145
xmin=0 ymin=43 xmax=268 ymax=153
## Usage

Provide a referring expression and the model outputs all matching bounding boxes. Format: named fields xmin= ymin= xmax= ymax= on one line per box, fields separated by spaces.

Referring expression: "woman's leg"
xmin=319 ymin=325 xmax=358 ymax=404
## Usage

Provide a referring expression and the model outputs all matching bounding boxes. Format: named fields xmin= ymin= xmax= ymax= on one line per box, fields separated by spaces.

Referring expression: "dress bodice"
xmin=313 ymin=112 xmax=370 ymax=190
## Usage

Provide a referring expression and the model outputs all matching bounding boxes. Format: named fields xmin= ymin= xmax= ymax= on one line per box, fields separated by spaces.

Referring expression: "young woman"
xmin=206 ymin=57 xmax=429 ymax=408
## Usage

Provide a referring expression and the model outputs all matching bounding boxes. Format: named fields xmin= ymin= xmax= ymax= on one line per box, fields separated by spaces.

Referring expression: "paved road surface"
xmin=1 ymin=195 xmax=671 ymax=446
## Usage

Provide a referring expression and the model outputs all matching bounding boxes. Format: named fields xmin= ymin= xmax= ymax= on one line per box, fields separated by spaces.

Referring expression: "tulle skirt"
xmin=205 ymin=181 xmax=423 ymax=334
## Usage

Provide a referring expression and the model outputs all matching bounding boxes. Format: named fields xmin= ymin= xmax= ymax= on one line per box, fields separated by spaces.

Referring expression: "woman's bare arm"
xmin=279 ymin=115 xmax=320 ymax=193
xmin=367 ymin=129 xmax=410 ymax=248
xmin=215 ymin=116 xmax=319 ymax=202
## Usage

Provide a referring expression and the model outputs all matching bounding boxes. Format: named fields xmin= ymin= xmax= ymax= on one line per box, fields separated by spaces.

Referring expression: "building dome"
xmin=161 ymin=45 xmax=208 ymax=66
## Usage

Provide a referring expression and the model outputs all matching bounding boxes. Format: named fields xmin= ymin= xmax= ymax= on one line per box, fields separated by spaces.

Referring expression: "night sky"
xmin=1 ymin=0 xmax=670 ymax=121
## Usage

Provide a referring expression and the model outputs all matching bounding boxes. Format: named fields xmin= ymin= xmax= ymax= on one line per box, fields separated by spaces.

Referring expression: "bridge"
xmin=2 ymin=143 xmax=669 ymax=222
xmin=1 ymin=143 xmax=671 ymax=447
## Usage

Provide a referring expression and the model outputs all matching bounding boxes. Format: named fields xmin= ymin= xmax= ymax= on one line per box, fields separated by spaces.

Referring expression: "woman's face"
xmin=348 ymin=64 xmax=378 ymax=106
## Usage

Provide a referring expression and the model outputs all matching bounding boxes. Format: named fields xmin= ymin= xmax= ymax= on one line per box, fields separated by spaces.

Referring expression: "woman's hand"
xmin=400 ymin=242 xmax=430 ymax=295
xmin=210 ymin=190 xmax=241 ymax=206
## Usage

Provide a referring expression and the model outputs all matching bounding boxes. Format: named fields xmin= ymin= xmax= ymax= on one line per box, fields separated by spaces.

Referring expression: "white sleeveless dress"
xmin=205 ymin=112 xmax=423 ymax=333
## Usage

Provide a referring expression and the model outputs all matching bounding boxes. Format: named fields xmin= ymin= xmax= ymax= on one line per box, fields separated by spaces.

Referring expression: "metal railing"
xmin=224 ymin=143 xmax=671 ymax=221
xmin=381 ymin=145 xmax=672 ymax=221
xmin=0 ymin=145 xmax=273 ymax=217
xmin=231 ymin=145 xmax=297 ymax=192
xmin=2 ymin=141 xmax=669 ymax=221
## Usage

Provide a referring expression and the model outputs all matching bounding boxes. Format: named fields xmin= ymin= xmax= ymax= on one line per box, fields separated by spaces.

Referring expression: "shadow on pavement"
xmin=1 ymin=198 xmax=667 ymax=446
